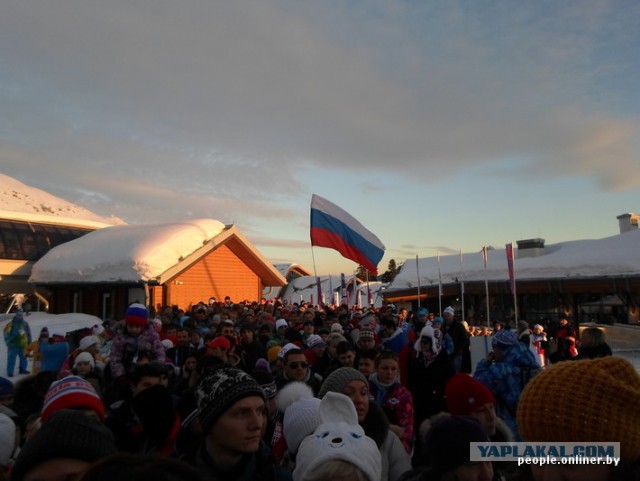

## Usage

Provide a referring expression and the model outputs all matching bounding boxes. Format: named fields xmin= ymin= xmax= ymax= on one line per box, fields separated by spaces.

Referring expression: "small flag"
xmin=310 ymin=194 xmax=385 ymax=275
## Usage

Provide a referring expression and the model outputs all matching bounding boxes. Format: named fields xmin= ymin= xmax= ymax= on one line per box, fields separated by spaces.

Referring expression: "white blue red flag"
xmin=310 ymin=194 xmax=385 ymax=275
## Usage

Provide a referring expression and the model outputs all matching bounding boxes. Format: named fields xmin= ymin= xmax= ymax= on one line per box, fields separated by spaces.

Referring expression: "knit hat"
xmin=492 ymin=329 xmax=518 ymax=349
xmin=74 ymin=352 xmax=95 ymax=369
xmin=91 ymin=324 xmax=105 ymax=336
xmin=196 ymin=367 xmax=266 ymax=435
xmin=11 ymin=409 xmax=116 ymax=481
xmin=517 ymin=357 xmax=640 ymax=460
xmin=417 ymin=308 xmax=429 ymax=317
xmin=161 ymin=339 xmax=174 ymax=350
xmin=0 ymin=377 xmax=13 ymax=398
xmin=358 ymin=329 xmax=375 ymax=341
xmin=425 ymin=415 xmax=489 ymax=477
xmin=443 ymin=306 xmax=455 ymax=316
xmin=445 ymin=373 xmax=495 ymax=415
xmin=267 ymin=346 xmax=282 ymax=363
xmin=294 ymin=392 xmax=381 ymax=481
xmin=278 ymin=342 xmax=300 ymax=360
xmin=330 ymin=323 xmax=344 ymax=334
xmin=0 ymin=413 xmax=15 ymax=467
xmin=41 ymin=376 xmax=105 ymax=423
xmin=276 ymin=318 xmax=288 ymax=330
xmin=125 ymin=303 xmax=148 ymax=327
xmin=318 ymin=367 xmax=369 ymax=399
xmin=277 ymin=382 xmax=321 ymax=455
xmin=39 ymin=327 xmax=50 ymax=338
xmin=306 ymin=334 xmax=325 ymax=349
xmin=414 ymin=325 xmax=442 ymax=355
xmin=251 ymin=368 xmax=277 ymax=399
xmin=206 ymin=336 xmax=231 ymax=351
xmin=79 ymin=335 xmax=98 ymax=351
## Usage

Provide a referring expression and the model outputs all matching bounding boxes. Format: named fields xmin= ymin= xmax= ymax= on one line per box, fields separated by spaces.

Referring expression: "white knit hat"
xmin=283 ymin=397 xmax=321 ymax=455
xmin=293 ymin=392 xmax=381 ymax=481
xmin=74 ymin=352 xmax=95 ymax=369
xmin=78 ymin=335 xmax=98 ymax=351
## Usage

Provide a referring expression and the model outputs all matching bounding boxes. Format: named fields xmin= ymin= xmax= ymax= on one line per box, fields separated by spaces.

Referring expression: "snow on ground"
xmin=0 ymin=311 xmax=102 ymax=379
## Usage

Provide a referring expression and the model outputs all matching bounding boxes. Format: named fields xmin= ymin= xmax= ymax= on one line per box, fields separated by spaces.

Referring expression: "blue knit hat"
xmin=492 ymin=329 xmax=518 ymax=349
xmin=125 ymin=303 xmax=148 ymax=327
xmin=0 ymin=378 xmax=13 ymax=398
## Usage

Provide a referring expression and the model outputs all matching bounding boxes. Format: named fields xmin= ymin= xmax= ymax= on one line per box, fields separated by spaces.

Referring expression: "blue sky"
xmin=1 ymin=0 xmax=639 ymax=274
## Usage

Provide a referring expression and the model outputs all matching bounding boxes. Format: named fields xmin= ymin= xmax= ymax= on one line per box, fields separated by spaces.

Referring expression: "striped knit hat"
xmin=41 ymin=376 xmax=105 ymax=423
xmin=125 ymin=303 xmax=148 ymax=327
xmin=517 ymin=356 xmax=640 ymax=460
xmin=196 ymin=367 xmax=266 ymax=435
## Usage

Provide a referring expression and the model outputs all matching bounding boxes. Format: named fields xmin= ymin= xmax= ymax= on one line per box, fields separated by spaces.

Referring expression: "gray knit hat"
xmin=196 ymin=367 xmax=266 ymax=434
xmin=318 ymin=367 xmax=369 ymax=399
xmin=11 ymin=410 xmax=116 ymax=481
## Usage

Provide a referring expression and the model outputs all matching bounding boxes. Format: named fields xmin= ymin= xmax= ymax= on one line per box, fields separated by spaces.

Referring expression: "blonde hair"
xmin=304 ymin=460 xmax=370 ymax=481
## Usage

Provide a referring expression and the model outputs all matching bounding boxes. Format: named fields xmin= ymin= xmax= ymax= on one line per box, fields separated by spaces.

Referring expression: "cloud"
xmin=1 ymin=0 xmax=639 ymax=229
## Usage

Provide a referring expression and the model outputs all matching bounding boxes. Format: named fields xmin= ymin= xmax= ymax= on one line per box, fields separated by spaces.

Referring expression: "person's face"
xmin=221 ymin=325 xmax=235 ymax=338
xmin=338 ymin=350 xmax=355 ymax=367
xmin=376 ymin=358 xmax=399 ymax=385
xmin=444 ymin=313 xmax=454 ymax=324
xmin=75 ymin=361 xmax=92 ymax=376
xmin=358 ymin=358 xmax=376 ymax=377
xmin=24 ymin=458 xmax=92 ymax=481
xmin=534 ymin=326 xmax=543 ymax=334
xmin=165 ymin=328 xmax=177 ymax=338
xmin=471 ymin=403 xmax=497 ymax=436
xmin=342 ymin=380 xmax=369 ymax=423
xmin=207 ymin=396 xmax=266 ymax=456
xmin=184 ymin=357 xmax=197 ymax=372
xmin=240 ymin=329 xmax=254 ymax=344
xmin=358 ymin=337 xmax=375 ymax=350
xmin=531 ymin=464 xmax=611 ymax=481
xmin=132 ymin=375 xmax=161 ymax=396
xmin=207 ymin=346 xmax=227 ymax=360
xmin=303 ymin=324 xmax=314 ymax=335
xmin=451 ymin=462 xmax=493 ymax=481
xmin=283 ymin=353 xmax=308 ymax=381
xmin=127 ymin=325 xmax=142 ymax=336
xmin=177 ymin=330 xmax=190 ymax=346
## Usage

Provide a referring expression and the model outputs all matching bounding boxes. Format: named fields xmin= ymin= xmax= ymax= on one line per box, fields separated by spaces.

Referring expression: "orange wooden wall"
xmin=165 ymin=244 xmax=263 ymax=309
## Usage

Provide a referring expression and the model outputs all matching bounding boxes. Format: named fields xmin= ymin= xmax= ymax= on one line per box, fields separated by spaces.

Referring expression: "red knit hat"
xmin=125 ymin=303 xmax=149 ymax=327
xmin=41 ymin=376 xmax=105 ymax=423
xmin=445 ymin=373 xmax=495 ymax=415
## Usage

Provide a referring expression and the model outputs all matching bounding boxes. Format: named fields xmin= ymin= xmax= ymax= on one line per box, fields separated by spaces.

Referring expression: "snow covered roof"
xmin=0 ymin=173 xmax=124 ymax=228
xmin=387 ymin=230 xmax=640 ymax=293
xmin=29 ymin=219 xmax=286 ymax=286
xmin=273 ymin=263 xmax=313 ymax=277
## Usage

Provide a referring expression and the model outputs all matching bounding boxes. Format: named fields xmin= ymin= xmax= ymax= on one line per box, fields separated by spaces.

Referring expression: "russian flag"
xmin=310 ymin=194 xmax=385 ymax=275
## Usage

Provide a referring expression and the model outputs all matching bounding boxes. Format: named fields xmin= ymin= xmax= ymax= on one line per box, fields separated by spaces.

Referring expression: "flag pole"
xmin=437 ymin=250 xmax=443 ymax=316
xmin=459 ymin=249 xmax=465 ymax=322
xmin=482 ymin=246 xmax=490 ymax=326
xmin=416 ymin=255 xmax=421 ymax=309
xmin=505 ymin=243 xmax=518 ymax=322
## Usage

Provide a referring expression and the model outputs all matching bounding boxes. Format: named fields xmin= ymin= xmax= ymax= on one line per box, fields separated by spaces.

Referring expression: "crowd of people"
xmin=1 ymin=296 xmax=638 ymax=481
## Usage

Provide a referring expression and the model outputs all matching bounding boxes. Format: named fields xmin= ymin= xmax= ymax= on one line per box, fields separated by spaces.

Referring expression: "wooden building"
xmin=29 ymin=220 xmax=286 ymax=321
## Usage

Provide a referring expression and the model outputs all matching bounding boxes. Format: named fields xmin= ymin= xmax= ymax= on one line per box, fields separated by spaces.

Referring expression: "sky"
xmin=1 ymin=0 xmax=639 ymax=275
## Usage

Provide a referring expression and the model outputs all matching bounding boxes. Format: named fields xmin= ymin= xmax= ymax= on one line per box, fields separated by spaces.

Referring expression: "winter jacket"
xmin=188 ymin=440 xmax=292 ymax=481
xmin=361 ymin=401 xmax=412 ymax=481
xmin=407 ymin=349 xmax=454 ymax=429
xmin=110 ymin=325 xmax=165 ymax=378
xmin=473 ymin=342 xmax=540 ymax=439
xmin=369 ymin=373 xmax=414 ymax=454
xmin=3 ymin=317 xmax=31 ymax=348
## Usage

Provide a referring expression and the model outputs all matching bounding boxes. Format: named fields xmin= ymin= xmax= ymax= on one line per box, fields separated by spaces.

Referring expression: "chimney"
xmin=516 ymin=238 xmax=545 ymax=258
xmin=617 ymin=213 xmax=639 ymax=234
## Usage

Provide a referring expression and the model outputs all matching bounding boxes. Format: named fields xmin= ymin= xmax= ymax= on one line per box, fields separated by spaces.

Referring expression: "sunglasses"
xmin=288 ymin=361 xmax=308 ymax=369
